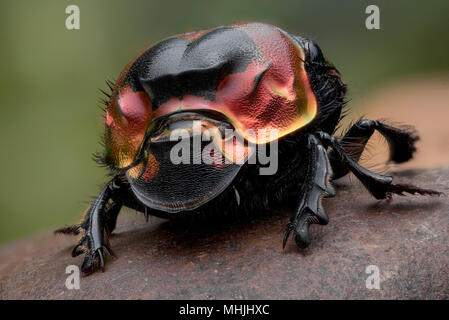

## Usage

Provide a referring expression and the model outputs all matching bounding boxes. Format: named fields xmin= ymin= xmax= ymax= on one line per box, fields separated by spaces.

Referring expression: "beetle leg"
xmin=56 ymin=177 xmax=124 ymax=275
xmin=283 ymin=134 xmax=336 ymax=249
xmin=104 ymin=200 xmax=122 ymax=236
xmin=75 ymin=186 xmax=115 ymax=275
xmin=330 ymin=119 xmax=419 ymax=179
xmin=318 ymin=131 xmax=441 ymax=199
xmin=56 ymin=200 xmax=122 ymax=241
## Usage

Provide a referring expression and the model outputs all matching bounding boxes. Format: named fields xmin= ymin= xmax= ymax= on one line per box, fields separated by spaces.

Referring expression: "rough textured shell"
xmin=104 ymin=22 xmax=317 ymax=168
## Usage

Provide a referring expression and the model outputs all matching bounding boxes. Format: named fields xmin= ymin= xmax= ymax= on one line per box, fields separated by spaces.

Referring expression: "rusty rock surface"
xmin=1 ymin=167 xmax=448 ymax=300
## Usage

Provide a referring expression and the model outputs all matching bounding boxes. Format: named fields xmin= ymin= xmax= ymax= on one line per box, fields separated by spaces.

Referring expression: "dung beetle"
xmin=57 ymin=22 xmax=440 ymax=275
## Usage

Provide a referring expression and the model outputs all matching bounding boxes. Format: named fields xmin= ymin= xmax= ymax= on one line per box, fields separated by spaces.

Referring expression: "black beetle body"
xmin=57 ymin=23 xmax=439 ymax=275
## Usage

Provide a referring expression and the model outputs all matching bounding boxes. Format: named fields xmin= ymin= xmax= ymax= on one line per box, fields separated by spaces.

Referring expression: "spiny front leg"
xmin=283 ymin=134 xmax=336 ymax=249
xmin=56 ymin=178 xmax=123 ymax=275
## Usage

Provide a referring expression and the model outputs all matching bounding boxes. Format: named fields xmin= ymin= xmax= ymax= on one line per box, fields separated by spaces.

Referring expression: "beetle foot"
xmin=283 ymin=208 xmax=326 ymax=249
xmin=81 ymin=248 xmax=105 ymax=276
xmin=71 ymin=227 xmax=114 ymax=276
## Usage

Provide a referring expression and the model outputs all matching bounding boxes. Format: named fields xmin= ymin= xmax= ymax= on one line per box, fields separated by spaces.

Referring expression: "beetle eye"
xmin=115 ymin=87 xmax=152 ymax=123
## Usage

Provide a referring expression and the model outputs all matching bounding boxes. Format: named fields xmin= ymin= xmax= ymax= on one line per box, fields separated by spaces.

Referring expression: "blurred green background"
xmin=0 ymin=0 xmax=448 ymax=244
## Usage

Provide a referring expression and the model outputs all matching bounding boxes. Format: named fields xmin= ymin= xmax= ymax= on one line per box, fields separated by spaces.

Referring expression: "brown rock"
xmin=1 ymin=167 xmax=448 ymax=299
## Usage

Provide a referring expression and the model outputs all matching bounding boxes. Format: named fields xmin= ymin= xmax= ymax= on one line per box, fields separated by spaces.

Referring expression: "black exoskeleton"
xmin=56 ymin=23 xmax=440 ymax=275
